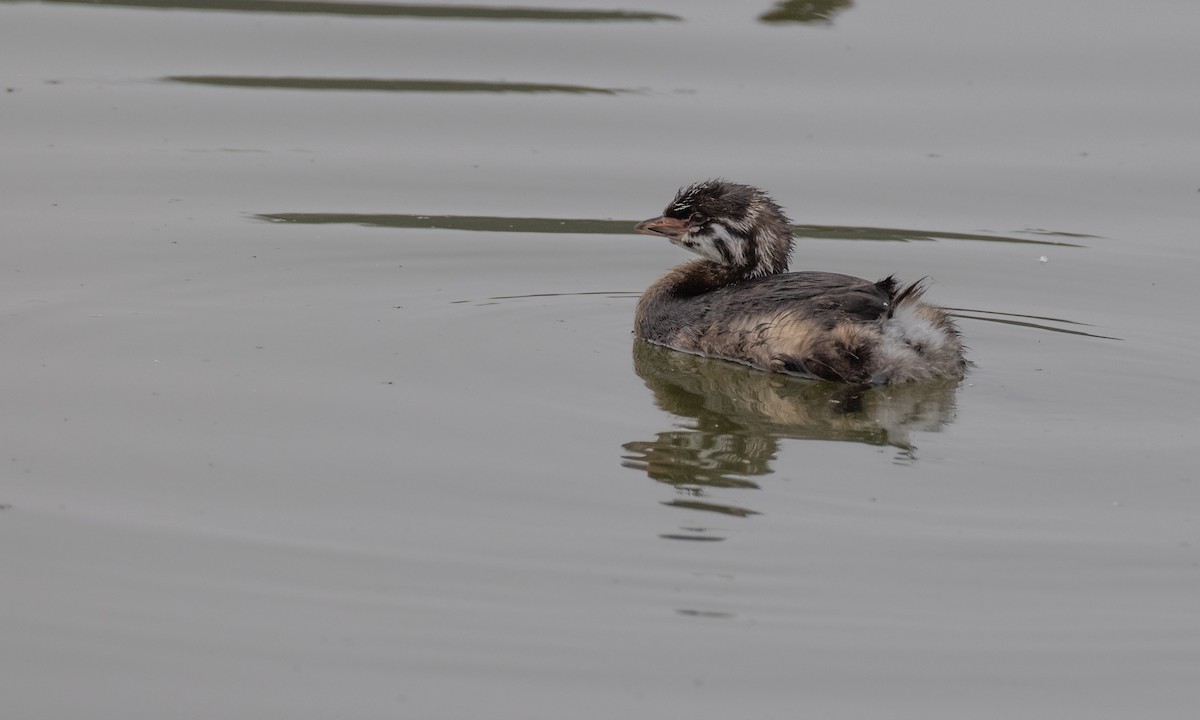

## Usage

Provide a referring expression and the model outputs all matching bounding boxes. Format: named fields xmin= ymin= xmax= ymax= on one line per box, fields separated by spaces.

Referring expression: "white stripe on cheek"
xmin=707 ymin=223 xmax=746 ymax=265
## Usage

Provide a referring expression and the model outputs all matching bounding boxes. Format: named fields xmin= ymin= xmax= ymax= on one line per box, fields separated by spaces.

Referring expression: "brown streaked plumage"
xmin=633 ymin=180 xmax=965 ymax=385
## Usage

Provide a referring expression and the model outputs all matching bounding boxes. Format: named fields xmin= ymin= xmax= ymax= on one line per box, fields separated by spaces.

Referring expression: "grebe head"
xmin=634 ymin=179 xmax=793 ymax=279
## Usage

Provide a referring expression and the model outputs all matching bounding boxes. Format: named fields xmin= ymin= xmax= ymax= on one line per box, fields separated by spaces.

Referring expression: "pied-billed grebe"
xmin=634 ymin=180 xmax=966 ymax=384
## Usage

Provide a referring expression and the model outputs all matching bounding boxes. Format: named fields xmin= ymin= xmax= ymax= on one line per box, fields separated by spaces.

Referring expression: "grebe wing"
xmin=703 ymin=271 xmax=892 ymax=325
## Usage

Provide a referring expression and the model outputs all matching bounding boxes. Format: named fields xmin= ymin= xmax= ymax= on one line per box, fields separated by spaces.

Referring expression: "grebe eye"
xmin=690 ymin=212 xmax=707 ymax=225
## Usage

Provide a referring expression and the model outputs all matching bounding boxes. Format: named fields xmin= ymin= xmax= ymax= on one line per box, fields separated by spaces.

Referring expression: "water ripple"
xmin=254 ymin=212 xmax=1086 ymax=246
xmin=38 ymin=0 xmax=681 ymax=22
xmin=948 ymin=308 xmax=1122 ymax=340
xmin=167 ymin=76 xmax=632 ymax=95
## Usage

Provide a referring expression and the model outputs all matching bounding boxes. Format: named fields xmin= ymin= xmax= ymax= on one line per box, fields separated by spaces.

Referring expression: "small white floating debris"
xmin=1038 ymin=255 xmax=1049 ymax=263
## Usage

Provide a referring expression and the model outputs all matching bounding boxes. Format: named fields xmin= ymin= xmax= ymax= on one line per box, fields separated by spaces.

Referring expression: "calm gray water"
xmin=3 ymin=1 xmax=1199 ymax=717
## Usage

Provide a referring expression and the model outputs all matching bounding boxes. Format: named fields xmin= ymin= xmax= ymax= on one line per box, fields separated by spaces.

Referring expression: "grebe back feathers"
xmin=633 ymin=180 xmax=965 ymax=385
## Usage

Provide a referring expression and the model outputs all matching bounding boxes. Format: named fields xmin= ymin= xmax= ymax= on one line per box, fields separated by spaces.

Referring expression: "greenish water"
xmin=3 ymin=1 xmax=1199 ymax=718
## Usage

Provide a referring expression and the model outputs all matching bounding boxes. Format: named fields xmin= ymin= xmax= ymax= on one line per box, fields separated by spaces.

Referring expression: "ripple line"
xmin=254 ymin=212 xmax=1084 ymax=246
xmin=167 ymin=76 xmax=631 ymax=95
xmin=41 ymin=0 xmax=681 ymax=22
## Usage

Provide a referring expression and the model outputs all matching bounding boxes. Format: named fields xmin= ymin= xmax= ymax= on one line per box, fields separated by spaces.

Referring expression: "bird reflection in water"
xmin=622 ymin=341 xmax=960 ymax=539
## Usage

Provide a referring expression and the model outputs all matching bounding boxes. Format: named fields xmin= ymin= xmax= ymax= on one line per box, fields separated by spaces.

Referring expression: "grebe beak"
xmin=634 ymin=215 xmax=689 ymax=240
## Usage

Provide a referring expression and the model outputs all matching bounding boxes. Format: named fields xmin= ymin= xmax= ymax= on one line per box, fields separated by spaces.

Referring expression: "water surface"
xmin=3 ymin=1 xmax=1199 ymax=717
